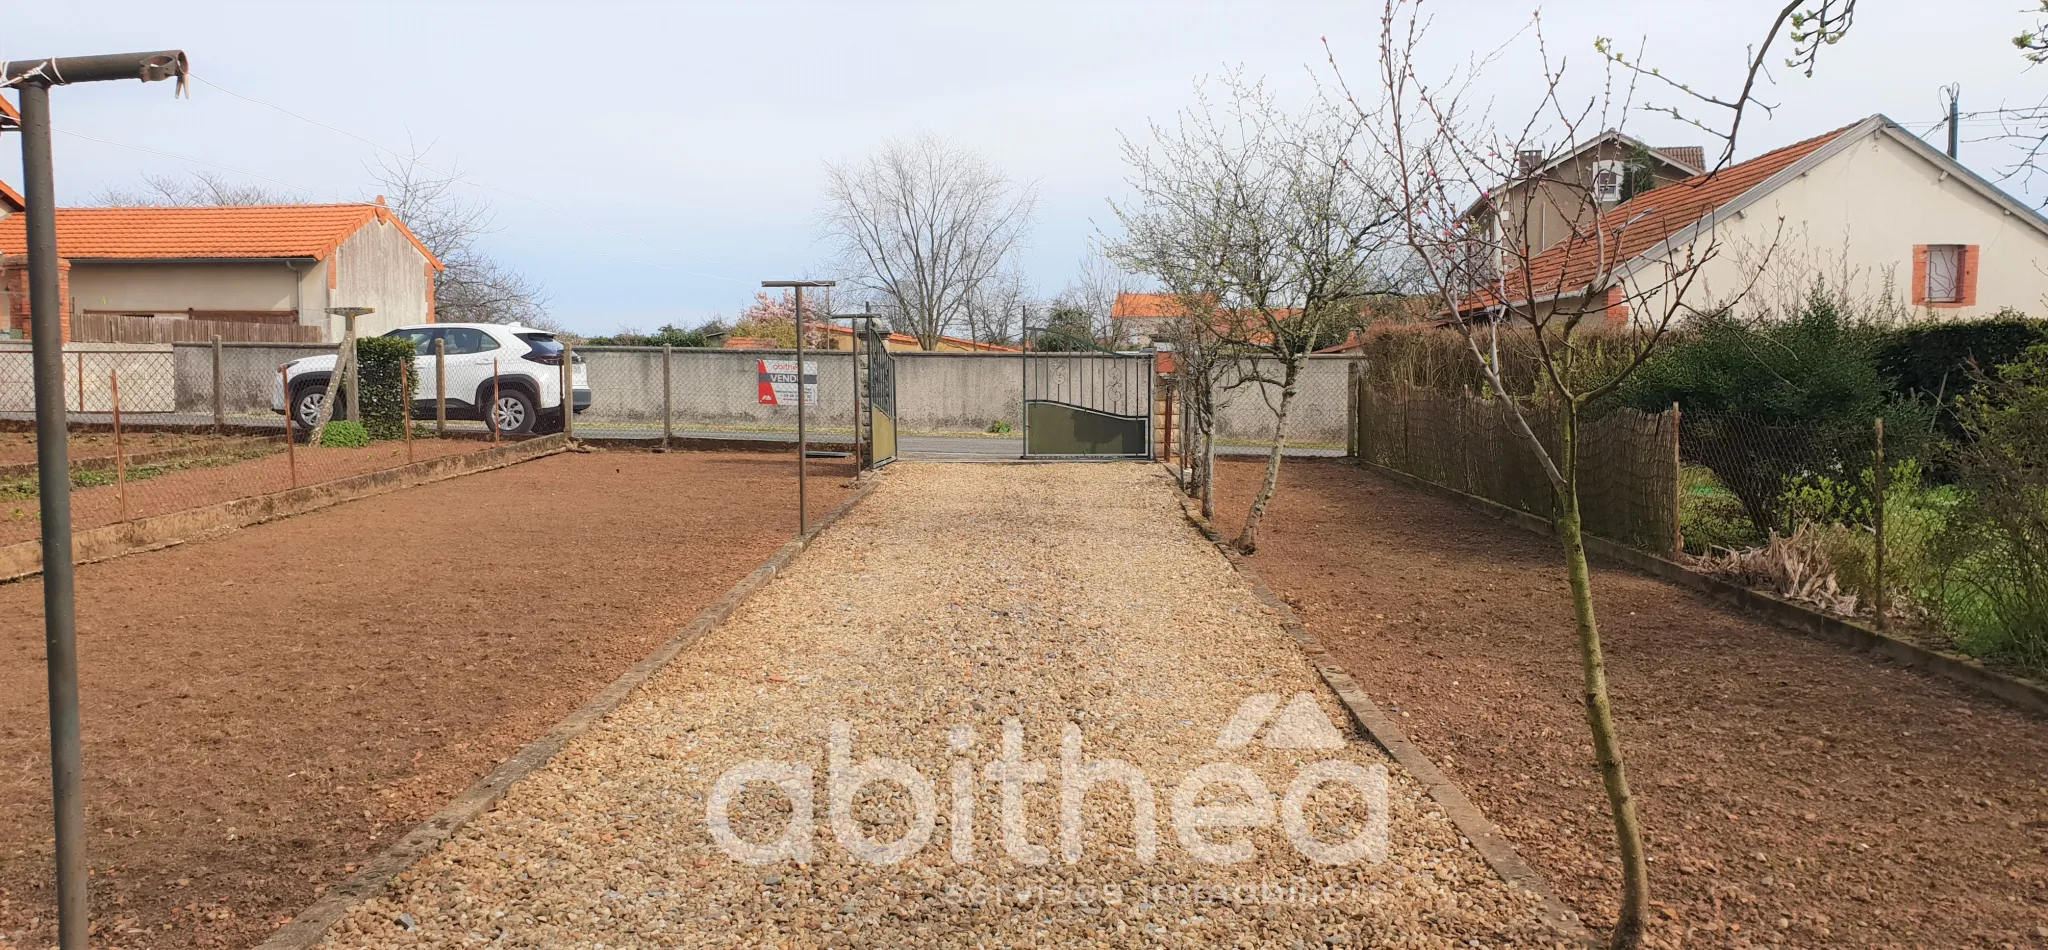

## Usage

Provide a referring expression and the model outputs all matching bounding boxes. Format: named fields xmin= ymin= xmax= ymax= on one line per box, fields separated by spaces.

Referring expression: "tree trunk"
xmin=1554 ymin=412 xmax=1650 ymax=950
xmin=307 ymin=342 xmax=351 ymax=446
xmin=1233 ymin=360 xmax=1301 ymax=553
xmin=1199 ymin=382 xmax=1218 ymax=522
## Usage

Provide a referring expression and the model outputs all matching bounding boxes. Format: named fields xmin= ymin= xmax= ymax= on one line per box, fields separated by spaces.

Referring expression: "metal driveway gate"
xmin=862 ymin=321 xmax=898 ymax=467
xmin=1021 ymin=351 xmax=1153 ymax=458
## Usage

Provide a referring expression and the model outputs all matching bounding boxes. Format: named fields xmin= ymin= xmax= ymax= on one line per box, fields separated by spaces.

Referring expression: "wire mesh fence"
xmin=1353 ymin=382 xmax=1680 ymax=555
xmin=1347 ymin=380 xmax=1965 ymax=638
xmin=0 ymin=340 xmax=505 ymax=551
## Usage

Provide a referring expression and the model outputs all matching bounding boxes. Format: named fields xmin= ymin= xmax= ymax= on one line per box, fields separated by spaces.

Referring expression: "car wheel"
xmin=291 ymin=387 xmax=327 ymax=440
xmin=490 ymin=389 xmax=537 ymax=435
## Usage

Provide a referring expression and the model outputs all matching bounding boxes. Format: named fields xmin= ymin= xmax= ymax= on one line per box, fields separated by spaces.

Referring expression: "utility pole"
xmin=6 ymin=50 xmax=189 ymax=950
xmin=1947 ymin=84 xmax=1961 ymax=160
xmin=762 ymin=279 xmax=834 ymax=536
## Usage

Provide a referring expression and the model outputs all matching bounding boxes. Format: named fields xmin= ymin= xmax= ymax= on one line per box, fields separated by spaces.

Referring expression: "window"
xmin=1591 ymin=160 xmax=1624 ymax=203
xmin=441 ymin=327 xmax=499 ymax=355
xmin=386 ymin=327 xmax=439 ymax=355
xmin=1923 ymin=244 xmax=1964 ymax=303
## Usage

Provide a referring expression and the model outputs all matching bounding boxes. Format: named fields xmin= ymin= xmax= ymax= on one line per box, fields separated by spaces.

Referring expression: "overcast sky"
xmin=5 ymin=1 xmax=2042 ymax=334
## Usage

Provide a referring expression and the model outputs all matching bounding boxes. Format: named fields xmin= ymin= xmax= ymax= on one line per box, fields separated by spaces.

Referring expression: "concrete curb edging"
xmin=1352 ymin=459 xmax=2048 ymax=719
xmin=1168 ymin=486 xmax=1593 ymax=946
xmin=0 ymin=435 xmax=573 ymax=583
xmin=253 ymin=476 xmax=882 ymax=950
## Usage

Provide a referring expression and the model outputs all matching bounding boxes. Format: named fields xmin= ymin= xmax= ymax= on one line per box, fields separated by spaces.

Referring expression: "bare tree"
xmin=93 ymin=169 xmax=299 ymax=206
xmin=823 ymin=135 xmax=1037 ymax=350
xmin=369 ymin=144 xmax=555 ymax=330
xmin=1113 ymin=73 xmax=1404 ymax=552
xmin=1058 ymin=247 xmax=1141 ymax=347
xmin=1337 ymin=2 xmax=1849 ymax=946
xmin=963 ymin=267 xmax=1031 ymax=347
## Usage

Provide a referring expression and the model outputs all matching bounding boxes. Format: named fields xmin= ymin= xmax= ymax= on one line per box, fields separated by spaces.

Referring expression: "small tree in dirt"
xmin=1336 ymin=2 xmax=1855 ymax=945
xmin=1112 ymin=73 xmax=1405 ymax=552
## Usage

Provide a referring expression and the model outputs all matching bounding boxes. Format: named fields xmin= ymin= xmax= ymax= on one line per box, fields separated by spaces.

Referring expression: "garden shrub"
xmin=1927 ymin=344 xmax=2048 ymax=675
xmin=319 ymin=420 xmax=370 ymax=448
xmin=1622 ymin=286 xmax=1933 ymax=535
xmin=355 ymin=336 xmax=418 ymax=441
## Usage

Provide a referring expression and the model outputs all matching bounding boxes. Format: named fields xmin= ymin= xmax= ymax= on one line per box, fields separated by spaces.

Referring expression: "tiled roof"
xmin=0 ymin=203 xmax=442 ymax=269
xmin=814 ymin=322 xmax=1018 ymax=352
xmin=1653 ymin=146 xmax=1706 ymax=172
xmin=1111 ymin=292 xmax=1189 ymax=319
xmin=1469 ymin=121 xmax=1855 ymax=310
xmin=721 ymin=336 xmax=781 ymax=349
xmin=0 ymin=93 xmax=17 ymax=129
xmin=0 ymin=180 xmax=21 ymax=214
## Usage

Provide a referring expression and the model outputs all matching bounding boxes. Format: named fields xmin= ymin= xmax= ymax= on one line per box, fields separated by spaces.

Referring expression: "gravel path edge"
xmin=249 ymin=471 xmax=882 ymax=950
xmin=1352 ymin=456 xmax=2048 ymax=719
xmin=1172 ymin=480 xmax=1595 ymax=947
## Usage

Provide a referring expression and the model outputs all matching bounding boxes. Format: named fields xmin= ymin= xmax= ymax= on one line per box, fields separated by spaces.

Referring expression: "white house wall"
xmin=327 ymin=217 xmax=435 ymax=338
xmin=1629 ymin=128 xmax=2048 ymax=322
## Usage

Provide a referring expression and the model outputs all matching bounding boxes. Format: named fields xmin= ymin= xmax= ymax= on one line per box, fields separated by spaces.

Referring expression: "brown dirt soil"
xmin=0 ymin=450 xmax=850 ymax=950
xmin=0 ymin=439 xmax=493 ymax=547
xmin=0 ymin=432 xmax=235 ymax=469
xmin=1216 ymin=458 xmax=2048 ymax=950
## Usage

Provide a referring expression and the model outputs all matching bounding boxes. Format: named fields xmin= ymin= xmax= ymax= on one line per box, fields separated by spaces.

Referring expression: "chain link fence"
xmin=1352 ymin=381 xmax=1679 ymax=554
xmin=1346 ymin=380 xmax=1981 ymax=647
xmin=0 ymin=340 xmax=506 ymax=552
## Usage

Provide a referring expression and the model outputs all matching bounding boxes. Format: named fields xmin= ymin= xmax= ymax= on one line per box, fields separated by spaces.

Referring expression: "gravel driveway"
xmin=323 ymin=463 xmax=1565 ymax=948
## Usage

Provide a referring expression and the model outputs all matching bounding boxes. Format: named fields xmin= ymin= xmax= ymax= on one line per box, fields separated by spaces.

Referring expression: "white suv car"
xmin=273 ymin=323 xmax=590 ymax=436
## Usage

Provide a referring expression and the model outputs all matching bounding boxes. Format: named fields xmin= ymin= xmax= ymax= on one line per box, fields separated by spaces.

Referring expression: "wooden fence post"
xmin=491 ymin=359 xmax=501 ymax=444
xmin=1873 ymin=416 xmax=1887 ymax=630
xmin=561 ymin=343 xmax=575 ymax=441
xmin=1671 ymin=402 xmax=1683 ymax=558
xmin=1345 ymin=360 xmax=1361 ymax=458
xmin=281 ymin=366 xmax=298 ymax=489
xmin=211 ymin=335 xmax=225 ymax=435
xmin=403 ymin=360 xmax=414 ymax=463
xmin=111 ymin=369 xmax=127 ymax=522
xmin=434 ymin=338 xmax=448 ymax=438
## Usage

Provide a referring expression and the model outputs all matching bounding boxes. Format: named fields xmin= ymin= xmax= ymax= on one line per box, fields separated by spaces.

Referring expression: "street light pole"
xmin=6 ymin=50 xmax=189 ymax=950
xmin=762 ymin=280 xmax=835 ymax=536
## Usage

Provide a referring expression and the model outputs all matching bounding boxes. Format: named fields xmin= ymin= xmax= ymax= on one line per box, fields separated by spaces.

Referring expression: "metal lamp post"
xmin=6 ymin=49 xmax=189 ymax=950
xmin=761 ymin=280 xmax=834 ymax=536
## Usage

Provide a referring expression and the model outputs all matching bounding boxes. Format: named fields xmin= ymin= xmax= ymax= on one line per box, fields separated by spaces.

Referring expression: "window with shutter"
xmin=1924 ymin=245 xmax=1964 ymax=303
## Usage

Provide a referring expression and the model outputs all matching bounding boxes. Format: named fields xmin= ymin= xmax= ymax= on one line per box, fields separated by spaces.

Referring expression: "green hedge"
xmin=356 ymin=336 xmax=417 ymax=441
xmin=1875 ymin=311 xmax=2048 ymax=408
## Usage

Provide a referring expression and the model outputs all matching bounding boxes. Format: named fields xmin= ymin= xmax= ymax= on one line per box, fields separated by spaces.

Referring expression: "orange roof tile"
xmin=0 ymin=93 xmax=17 ymax=129
xmin=814 ymin=322 xmax=1020 ymax=352
xmin=721 ymin=336 xmax=781 ymax=349
xmin=0 ymin=203 xmax=442 ymax=269
xmin=0 ymin=180 xmax=21 ymax=215
xmin=1111 ymin=292 xmax=1190 ymax=319
xmin=1468 ymin=122 xmax=1854 ymax=311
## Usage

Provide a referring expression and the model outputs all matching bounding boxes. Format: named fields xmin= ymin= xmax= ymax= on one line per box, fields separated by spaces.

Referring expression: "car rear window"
xmin=518 ymin=333 xmax=563 ymax=357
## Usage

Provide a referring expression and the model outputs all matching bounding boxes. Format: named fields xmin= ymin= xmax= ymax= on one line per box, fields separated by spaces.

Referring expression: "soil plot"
xmin=1217 ymin=458 xmax=2048 ymax=949
xmin=0 ymin=451 xmax=848 ymax=950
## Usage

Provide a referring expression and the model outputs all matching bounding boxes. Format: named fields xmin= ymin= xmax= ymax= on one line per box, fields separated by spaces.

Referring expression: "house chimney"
xmin=1516 ymin=149 xmax=1546 ymax=175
